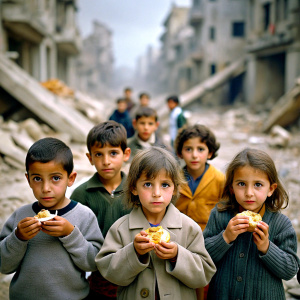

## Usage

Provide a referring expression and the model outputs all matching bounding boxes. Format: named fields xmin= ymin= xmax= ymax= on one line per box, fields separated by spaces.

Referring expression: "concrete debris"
xmin=0 ymin=54 xmax=95 ymax=142
xmin=263 ymin=78 xmax=300 ymax=132
xmin=268 ymin=125 xmax=291 ymax=148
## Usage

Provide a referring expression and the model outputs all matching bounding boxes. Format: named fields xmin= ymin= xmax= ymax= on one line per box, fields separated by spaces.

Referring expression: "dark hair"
xmin=174 ymin=124 xmax=220 ymax=159
xmin=116 ymin=98 xmax=126 ymax=104
xmin=218 ymin=148 xmax=288 ymax=213
xmin=26 ymin=137 xmax=73 ymax=175
xmin=166 ymin=95 xmax=179 ymax=104
xmin=87 ymin=120 xmax=128 ymax=153
xmin=139 ymin=92 xmax=150 ymax=99
xmin=124 ymin=87 xmax=132 ymax=92
xmin=125 ymin=147 xmax=186 ymax=208
xmin=135 ymin=107 xmax=158 ymax=122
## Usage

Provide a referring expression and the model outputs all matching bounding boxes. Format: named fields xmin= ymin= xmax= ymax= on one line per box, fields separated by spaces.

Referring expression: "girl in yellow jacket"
xmin=174 ymin=124 xmax=225 ymax=300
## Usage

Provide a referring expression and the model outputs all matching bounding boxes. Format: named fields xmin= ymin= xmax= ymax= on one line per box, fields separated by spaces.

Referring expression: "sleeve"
xmin=259 ymin=216 xmax=300 ymax=280
xmin=203 ymin=208 xmax=233 ymax=263
xmin=167 ymin=220 xmax=216 ymax=288
xmin=95 ymin=222 xmax=149 ymax=286
xmin=0 ymin=214 xmax=29 ymax=274
xmin=60 ymin=209 xmax=103 ymax=272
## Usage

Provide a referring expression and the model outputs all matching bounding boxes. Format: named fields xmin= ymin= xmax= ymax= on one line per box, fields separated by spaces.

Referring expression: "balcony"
xmin=2 ymin=1 xmax=48 ymax=43
xmin=189 ymin=7 xmax=203 ymax=27
xmin=55 ymin=27 xmax=81 ymax=55
xmin=246 ymin=25 xmax=294 ymax=54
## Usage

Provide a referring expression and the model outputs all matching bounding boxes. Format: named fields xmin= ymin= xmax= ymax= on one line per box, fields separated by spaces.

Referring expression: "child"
xmin=174 ymin=124 xmax=225 ymax=231
xmin=70 ymin=120 xmax=132 ymax=299
xmin=203 ymin=148 xmax=300 ymax=300
xmin=127 ymin=106 xmax=166 ymax=162
xmin=129 ymin=92 xmax=151 ymax=118
xmin=109 ymin=98 xmax=135 ymax=138
xmin=174 ymin=124 xmax=225 ymax=300
xmin=123 ymin=86 xmax=135 ymax=113
xmin=166 ymin=95 xmax=186 ymax=147
xmin=0 ymin=137 xmax=103 ymax=300
xmin=96 ymin=147 xmax=216 ymax=300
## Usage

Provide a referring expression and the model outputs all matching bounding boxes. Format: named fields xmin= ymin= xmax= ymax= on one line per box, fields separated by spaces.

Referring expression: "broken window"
xmin=232 ymin=22 xmax=245 ymax=37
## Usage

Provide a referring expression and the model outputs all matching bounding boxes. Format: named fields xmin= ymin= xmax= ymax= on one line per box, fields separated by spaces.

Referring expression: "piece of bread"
xmin=145 ymin=226 xmax=170 ymax=244
xmin=237 ymin=210 xmax=262 ymax=232
xmin=34 ymin=209 xmax=51 ymax=219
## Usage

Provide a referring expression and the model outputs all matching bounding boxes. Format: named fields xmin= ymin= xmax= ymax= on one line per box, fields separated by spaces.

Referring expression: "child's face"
xmin=86 ymin=143 xmax=130 ymax=182
xmin=231 ymin=165 xmax=277 ymax=213
xmin=117 ymin=101 xmax=127 ymax=113
xmin=26 ymin=161 xmax=76 ymax=210
xmin=167 ymin=100 xmax=177 ymax=110
xmin=132 ymin=169 xmax=175 ymax=224
xmin=180 ymin=137 xmax=212 ymax=177
xmin=134 ymin=116 xmax=158 ymax=142
xmin=140 ymin=95 xmax=149 ymax=107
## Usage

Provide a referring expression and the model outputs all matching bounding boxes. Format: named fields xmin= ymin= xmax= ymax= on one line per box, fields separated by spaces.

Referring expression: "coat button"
xmin=140 ymin=288 xmax=149 ymax=298
xmin=237 ymin=276 xmax=243 ymax=282
xmin=239 ymin=253 xmax=245 ymax=258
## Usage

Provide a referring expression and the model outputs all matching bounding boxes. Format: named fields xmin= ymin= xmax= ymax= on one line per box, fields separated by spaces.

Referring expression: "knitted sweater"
xmin=70 ymin=172 xmax=131 ymax=238
xmin=203 ymin=206 xmax=300 ymax=300
xmin=0 ymin=200 xmax=103 ymax=300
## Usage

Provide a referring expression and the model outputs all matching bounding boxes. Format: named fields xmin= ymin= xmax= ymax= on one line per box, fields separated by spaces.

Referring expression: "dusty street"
xmin=0 ymin=105 xmax=300 ymax=299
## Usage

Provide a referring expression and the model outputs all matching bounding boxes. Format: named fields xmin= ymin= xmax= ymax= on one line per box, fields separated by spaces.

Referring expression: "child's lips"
xmin=41 ymin=197 xmax=54 ymax=201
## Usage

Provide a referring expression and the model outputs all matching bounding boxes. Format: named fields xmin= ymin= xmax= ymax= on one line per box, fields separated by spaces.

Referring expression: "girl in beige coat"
xmin=96 ymin=147 xmax=216 ymax=300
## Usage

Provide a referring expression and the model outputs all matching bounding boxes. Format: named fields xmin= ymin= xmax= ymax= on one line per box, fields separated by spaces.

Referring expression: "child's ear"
xmin=155 ymin=121 xmax=160 ymax=129
xmin=86 ymin=153 xmax=93 ymax=165
xmin=208 ymin=152 xmax=213 ymax=159
xmin=123 ymin=147 xmax=131 ymax=162
xmin=268 ymin=183 xmax=277 ymax=197
xmin=25 ymin=173 xmax=30 ymax=185
xmin=68 ymin=171 xmax=77 ymax=187
xmin=132 ymin=188 xmax=138 ymax=196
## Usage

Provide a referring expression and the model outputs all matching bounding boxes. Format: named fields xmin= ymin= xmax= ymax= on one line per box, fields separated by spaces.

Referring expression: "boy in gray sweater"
xmin=0 ymin=137 xmax=103 ymax=300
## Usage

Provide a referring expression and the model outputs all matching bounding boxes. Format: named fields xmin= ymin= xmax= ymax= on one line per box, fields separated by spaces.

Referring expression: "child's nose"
xmin=42 ymin=181 xmax=51 ymax=192
xmin=103 ymin=155 xmax=110 ymax=165
xmin=245 ymin=186 xmax=254 ymax=197
xmin=152 ymin=186 xmax=161 ymax=197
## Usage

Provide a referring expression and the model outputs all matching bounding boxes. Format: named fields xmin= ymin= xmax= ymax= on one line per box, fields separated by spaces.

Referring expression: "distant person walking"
xmin=166 ymin=95 xmax=186 ymax=147
xmin=109 ymin=98 xmax=135 ymax=138
xmin=123 ymin=87 xmax=135 ymax=113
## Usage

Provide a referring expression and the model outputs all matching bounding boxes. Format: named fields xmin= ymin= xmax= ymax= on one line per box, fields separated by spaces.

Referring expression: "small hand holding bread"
xmin=145 ymin=226 xmax=170 ymax=244
xmin=236 ymin=210 xmax=262 ymax=232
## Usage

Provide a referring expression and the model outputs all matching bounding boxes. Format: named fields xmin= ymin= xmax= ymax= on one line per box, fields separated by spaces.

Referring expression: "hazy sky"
xmin=77 ymin=0 xmax=191 ymax=69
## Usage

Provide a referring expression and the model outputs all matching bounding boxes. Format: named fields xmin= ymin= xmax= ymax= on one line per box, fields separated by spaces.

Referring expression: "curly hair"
xmin=174 ymin=124 xmax=220 ymax=159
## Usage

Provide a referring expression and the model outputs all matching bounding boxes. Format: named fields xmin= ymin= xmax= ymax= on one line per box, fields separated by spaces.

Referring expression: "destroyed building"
xmin=76 ymin=21 xmax=114 ymax=99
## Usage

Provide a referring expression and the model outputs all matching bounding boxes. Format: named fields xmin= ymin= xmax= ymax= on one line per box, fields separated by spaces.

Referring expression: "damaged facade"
xmin=137 ymin=0 xmax=300 ymax=118
xmin=76 ymin=21 xmax=114 ymax=99
xmin=1 ymin=0 xmax=80 ymax=86
xmin=0 ymin=0 xmax=114 ymax=143
xmin=245 ymin=0 xmax=300 ymax=105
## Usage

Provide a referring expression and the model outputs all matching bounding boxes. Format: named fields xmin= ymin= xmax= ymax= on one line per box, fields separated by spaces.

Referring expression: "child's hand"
xmin=134 ymin=230 xmax=155 ymax=257
xmin=253 ymin=221 xmax=269 ymax=254
xmin=41 ymin=216 xmax=74 ymax=237
xmin=223 ymin=215 xmax=249 ymax=244
xmin=15 ymin=217 xmax=42 ymax=241
xmin=154 ymin=241 xmax=178 ymax=261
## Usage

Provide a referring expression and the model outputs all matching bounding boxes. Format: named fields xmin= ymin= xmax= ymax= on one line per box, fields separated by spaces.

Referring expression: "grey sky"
xmin=77 ymin=0 xmax=191 ymax=69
